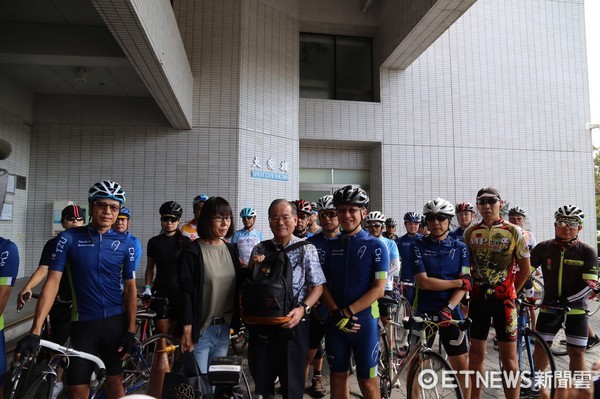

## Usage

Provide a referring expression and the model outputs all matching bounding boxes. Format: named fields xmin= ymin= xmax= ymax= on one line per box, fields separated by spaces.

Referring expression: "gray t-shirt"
xmin=199 ymin=241 xmax=236 ymax=331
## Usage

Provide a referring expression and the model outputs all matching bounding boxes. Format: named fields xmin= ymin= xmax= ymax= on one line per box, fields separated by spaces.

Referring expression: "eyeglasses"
xmin=161 ymin=216 xmax=179 ymax=223
xmin=319 ymin=210 xmax=337 ymax=219
xmin=336 ymin=208 xmax=361 ymax=215
xmin=476 ymin=198 xmax=499 ymax=205
xmin=65 ymin=217 xmax=84 ymax=222
xmin=269 ymin=215 xmax=294 ymax=223
xmin=297 ymin=213 xmax=310 ymax=220
xmin=425 ymin=214 xmax=448 ymax=222
xmin=555 ymin=220 xmax=580 ymax=229
xmin=94 ymin=201 xmax=121 ymax=212
xmin=212 ymin=215 xmax=231 ymax=223
xmin=367 ymin=223 xmax=383 ymax=229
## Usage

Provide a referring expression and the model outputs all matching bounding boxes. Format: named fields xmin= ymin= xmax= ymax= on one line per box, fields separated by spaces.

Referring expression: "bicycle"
xmin=498 ymin=299 xmax=559 ymax=399
xmin=390 ymin=280 xmax=415 ymax=348
xmin=11 ymin=339 xmax=106 ymax=399
xmin=587 ymin=287 xmax=600 ymax=317
xmin=229 ymin=323 xmax=249 ymax=355
xmin=378 ymin=296 xmax=467 ymax=399
xmin=136 ymin=294 xmax=170 ymax=342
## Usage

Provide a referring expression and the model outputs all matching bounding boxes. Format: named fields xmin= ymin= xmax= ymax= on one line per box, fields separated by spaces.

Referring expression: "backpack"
xmin=241 ymin=240 xmax=310 ymax=325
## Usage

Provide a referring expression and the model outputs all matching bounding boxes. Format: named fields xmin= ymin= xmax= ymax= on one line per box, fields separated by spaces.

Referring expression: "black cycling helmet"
xmin=159 ymin=201 xmax=183 ymax=218
xmin=332 ymin=185 xmax=369 ymax=207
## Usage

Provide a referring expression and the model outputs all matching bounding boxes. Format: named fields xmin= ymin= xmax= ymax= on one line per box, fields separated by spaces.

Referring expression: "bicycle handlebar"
xmin=517 ymin=298 xmax=571 ymax=313
xmin=39 ymin=339 xmax=107 ymax=380
xmin=17 ymin=292 xmax=71 ymax=312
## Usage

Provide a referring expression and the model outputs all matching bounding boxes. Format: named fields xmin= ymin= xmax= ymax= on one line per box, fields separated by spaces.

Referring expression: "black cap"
xmin=476 ymin=186 xmax=501 ymax=200
xmin=62 ymin=205 xmax=83 ymax=219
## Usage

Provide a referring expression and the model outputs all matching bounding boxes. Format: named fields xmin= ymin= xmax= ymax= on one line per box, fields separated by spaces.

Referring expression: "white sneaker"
xmin=51 ymin=381 xmax=63 ymax=399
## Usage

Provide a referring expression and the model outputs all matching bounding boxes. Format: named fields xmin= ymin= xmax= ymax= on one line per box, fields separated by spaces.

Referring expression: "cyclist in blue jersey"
xmin=305 ymin=195 xmax=340 ymax=398
xmin=321 ymin=185 xmax=389 ymax=399
xmin=365 ymin=211 xmax=400 ymax=322
xmin=449 ymin=202 xmax=475 ymax=242
xmin=396 ymin=211 xmax=422 ymax=305
xmin=112 ymin=207 xmax=142 ymax=271
xmin=231 ymin=207 xmax=265 ymax=268
xmin=0 ymin=236 xmax=19 ymax=399
xmin=17 ymin=180 xmax=137 ymax=399
xmin=411 ymin=198 xmax=472 ymax=397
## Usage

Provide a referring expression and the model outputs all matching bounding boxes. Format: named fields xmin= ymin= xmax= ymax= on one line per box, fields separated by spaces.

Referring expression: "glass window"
xmin=300 ymin=33 xmax=373 ymax=102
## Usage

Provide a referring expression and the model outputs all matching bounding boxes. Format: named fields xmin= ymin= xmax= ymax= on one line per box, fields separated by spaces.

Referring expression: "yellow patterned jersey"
xmin=464 ymin=219 xmax=530 ymax=287
xmin=180 ymin=220 xmax=198 ymax=241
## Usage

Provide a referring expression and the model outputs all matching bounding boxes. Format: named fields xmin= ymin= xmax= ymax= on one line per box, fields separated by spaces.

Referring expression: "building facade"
xmin=0 ymin=0 xmax=593 ymax=278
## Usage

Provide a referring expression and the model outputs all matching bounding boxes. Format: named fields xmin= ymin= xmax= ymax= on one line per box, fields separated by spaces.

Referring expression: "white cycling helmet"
xmin=423 ymin=198 xmax=455 ymax=218
xmin=365 ymin=211 xmax=386 ymax=223
xmin=316 ymin=195 xmax=335 ymax=211
xmin=508 ymin=206 xmax=527 ymax=217
xmin=554 ymin=205 xmax=584 ymax=224
xmin=88 ymin=180 xmax=126 ymax=204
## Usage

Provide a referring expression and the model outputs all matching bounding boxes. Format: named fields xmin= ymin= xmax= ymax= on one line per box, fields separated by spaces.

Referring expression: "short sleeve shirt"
xmin=0 ymin=237 xmax=19 ymax=330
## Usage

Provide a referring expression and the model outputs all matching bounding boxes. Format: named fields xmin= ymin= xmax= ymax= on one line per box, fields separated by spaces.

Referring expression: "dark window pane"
xmin=335 ymin=37 xmax=372 ymax=101
xmin=300 ymin=34 xmax=335 ymax=99
xmin=300 ymin=33 xmax=373 ymax=102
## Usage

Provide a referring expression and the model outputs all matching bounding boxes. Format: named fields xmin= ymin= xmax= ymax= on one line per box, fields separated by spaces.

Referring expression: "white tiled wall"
xmin=300 ymin=0 xmax=595 ymax=246
xmin=0 ymin=108 xmax=32 ymax=277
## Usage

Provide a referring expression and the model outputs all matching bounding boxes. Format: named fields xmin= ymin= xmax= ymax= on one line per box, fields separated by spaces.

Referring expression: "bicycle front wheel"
xmin=522 ymin=329 xmax=556 ymax=399
xmin=21 ymin=374 xmax=53 ymax=399
xmin=588 ymin=291 xmax=600 ymax=317
xmin=122 ymin=333 xmax=176 ymax=394
xmin=406 ymin=351 xmax=463 ymax=399
xmin=378 ymin=332 xmax=392 ymax=399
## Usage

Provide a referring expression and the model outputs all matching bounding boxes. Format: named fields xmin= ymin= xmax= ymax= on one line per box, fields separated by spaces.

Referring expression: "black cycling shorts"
xmin=469 ymin=296 xmax=517 ymax=342
xmin=49 ymin=303 xmax=71 ymax=346
xmin=308 ymin=312 xmax=326 ymax=351
xmin=66 ymin=313 xmax=127 ymax=385
xmin=536 ymin=312 xmax=589 ymax=348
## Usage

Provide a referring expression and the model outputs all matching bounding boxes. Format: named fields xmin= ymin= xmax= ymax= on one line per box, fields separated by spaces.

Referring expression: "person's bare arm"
xmin=18 ymin=266 xmax=49 ymax=308
xmin=30 ymin=271 xmax=61 ymax=335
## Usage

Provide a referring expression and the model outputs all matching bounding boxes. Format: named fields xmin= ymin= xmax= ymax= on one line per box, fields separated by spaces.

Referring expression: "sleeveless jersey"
xmin=49 ymin=226 xmax=136 ymax=321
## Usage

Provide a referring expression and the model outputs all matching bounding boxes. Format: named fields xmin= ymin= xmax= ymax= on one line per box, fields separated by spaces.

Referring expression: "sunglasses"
xmin=319 ymin=210 xmax=337 ymax=219
xmin=161 ymin=216 xmax=179 ymax=223
xmin=65 ymin=217 xmax=84 ymax=222
xmin=242 ymin=216 xmax=254 ymax=220
xmin=555 ymin=220 xmax=580 ymax=229
xmin=476 ymin=198 xmax=499 ymax=205
xmin=367 ymin=223 xmax=383 ymax=229
xmin=425 ymin=214 xmax=448 ymax=222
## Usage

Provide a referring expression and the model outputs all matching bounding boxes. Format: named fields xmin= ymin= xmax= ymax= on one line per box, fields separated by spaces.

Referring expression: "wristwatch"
xmin=299 ymin=302 xmax=311 ymax=314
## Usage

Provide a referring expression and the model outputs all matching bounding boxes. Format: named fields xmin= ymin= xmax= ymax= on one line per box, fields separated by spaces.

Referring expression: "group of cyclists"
xmin=2 ymin=180 xmax=598 ymax=399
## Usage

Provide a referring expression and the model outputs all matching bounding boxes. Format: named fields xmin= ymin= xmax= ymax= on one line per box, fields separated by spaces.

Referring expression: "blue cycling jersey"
xmin=50 ymin=226 xmax=136 ymax=321
xmin=324 ymin=229 xmax=389 ymax=319
xmin=411 ymin=235 xmax=470 ymax=314
xmin=396 ymin=233 xmax=422 ymax=282
xmin=0 ymin=237 xmax=19 ymax=330
xmin=307 ymin=231 xmax=340 ymax=266
xmin=448 ymin=227 xmax=466 ymax=242
xmin=124 ymin=231 xmax=142 ymax=271
xmin=231 ymin=228 xmax=265 ymax=263
xmin=377 ymin=236 xmax=400 ymax=291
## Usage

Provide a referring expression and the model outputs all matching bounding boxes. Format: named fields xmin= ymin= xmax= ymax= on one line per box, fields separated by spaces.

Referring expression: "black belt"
xmin=210 ymin=317 xmax=225 ymax=326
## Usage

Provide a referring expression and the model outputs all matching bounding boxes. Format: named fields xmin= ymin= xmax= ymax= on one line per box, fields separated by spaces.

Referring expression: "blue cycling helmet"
xmin=240 ymin=207 xmax=257 ymax=218
xmin=118 ymin=207 xmax=132 ymax=219
xmin=88 ymin=180 xmax=126 ymax=204
xmin=193 ymin=194 xmax=209 ymax=207
xmin=403 ymin=212 xmax=421 ymax=223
